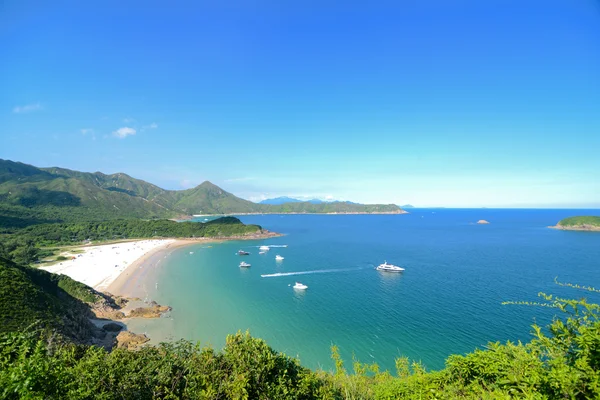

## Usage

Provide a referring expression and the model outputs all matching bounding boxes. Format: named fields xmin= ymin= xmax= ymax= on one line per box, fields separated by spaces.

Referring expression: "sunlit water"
xmin=127 ymin=209 xmax=600 ymax=371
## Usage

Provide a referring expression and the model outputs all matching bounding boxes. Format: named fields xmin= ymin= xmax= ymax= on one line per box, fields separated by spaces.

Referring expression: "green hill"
xmin=554 ymin=216 xmax=600 ymax=231
xmin=0 ymin=216 xmax=268 ymax=266
xmin=0 ymin=256 xmax=98 ymax=342
xmin=0 ymin=159 xmax=405 ymax=226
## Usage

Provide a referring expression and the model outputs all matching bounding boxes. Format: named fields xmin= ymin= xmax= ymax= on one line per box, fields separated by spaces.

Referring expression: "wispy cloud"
xmin=180 ymin=179 xmax=192 ymax=188
xmin=140 ymin=122 xmax=158 ymax=132
xmin=113 ymin=127 xmax=136 ymax=139
xmin=12 ymin=102 xmax=42 ymax=114
xmin=81 ymin=128 xmax=97 ymax=141
xmin=224 ymin=177 xmax=256 ymax=183
xmin=123 ymin=117 xmax=136 ymax=123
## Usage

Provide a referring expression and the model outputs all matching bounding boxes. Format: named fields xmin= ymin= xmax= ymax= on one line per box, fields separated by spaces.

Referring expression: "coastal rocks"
xmin=90 ymin=292 xmax=129 ymax=320
xmin=128 ymin=302 xmax=172 ymax=318
xmin=91 ymin=305 xmax=126 ymax=320
xmin=116 ymin=331 xmax=150 ymax=350
xmin=551 ymin=224 xmax=600 ymax=232
xmin=477 ymin=220 xmax=490 ymax=224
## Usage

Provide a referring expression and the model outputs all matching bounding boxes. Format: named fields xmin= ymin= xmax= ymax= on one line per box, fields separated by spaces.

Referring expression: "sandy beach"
xmin=41 ymin=239 xmax=180 ymax=292
xmin=40 ymin=232 xmax=281 ymax=297
xmin=105 ymin=239 xmax=194 ymax=298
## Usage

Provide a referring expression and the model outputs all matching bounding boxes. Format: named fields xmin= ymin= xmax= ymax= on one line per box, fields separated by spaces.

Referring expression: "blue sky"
xmin=1 ymin=0 xmax=599 ymax=207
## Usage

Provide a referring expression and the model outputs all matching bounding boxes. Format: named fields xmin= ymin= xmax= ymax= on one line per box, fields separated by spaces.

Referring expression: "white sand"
xmin=41 ymin=239 xmax=175 ymax=291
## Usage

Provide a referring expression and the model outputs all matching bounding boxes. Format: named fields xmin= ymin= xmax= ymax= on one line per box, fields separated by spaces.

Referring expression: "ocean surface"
xmin=127 ymin=209 xmax=600 ymax=372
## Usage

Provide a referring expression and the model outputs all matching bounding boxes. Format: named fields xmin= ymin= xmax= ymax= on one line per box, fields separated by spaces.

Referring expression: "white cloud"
xmin=13 ymin=102 xmax=42 ymax=113
xmin=140 ymin=122 xmax=158 ymax=132
xmin=180 ymin=179 xmax=199 ymax=189
xmin=80 ymin=128 xmax=94 ymax=135
xmin=123 ymin=117 xmax=136 ymax=123
xmin=113 ymin=127 xmax=136 ymax=139
xmin=224 ymin=177 xmax=256 ymax=183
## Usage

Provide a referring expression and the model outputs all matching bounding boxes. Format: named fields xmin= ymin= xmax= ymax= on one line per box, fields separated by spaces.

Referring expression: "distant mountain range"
xmin=0 ymin=159 xmax=405 ymax=226
xmin=260 ymin=197 xmax=361 ymax=205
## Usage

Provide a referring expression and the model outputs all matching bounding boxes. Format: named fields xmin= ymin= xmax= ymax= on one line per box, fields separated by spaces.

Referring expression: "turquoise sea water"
xmin=127 ymin=209 xmax=600 ymax=372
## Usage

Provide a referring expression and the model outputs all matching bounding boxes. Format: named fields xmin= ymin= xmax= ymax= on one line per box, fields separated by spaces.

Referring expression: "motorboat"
xmin=259 ymin=245 xmax=270 ymax=251
xmin=237 ymin=250 xmax=250 ymax=256
xmin=376 ymin=261 xmax=405 ymax=273
xmin=275 ymin=255 xmax=284 ymax=261
xmin=259 ymin=251 xmax=266 ymax=255
xmin=293 ymin=282 xmax=308 ymax=290
xmin=239 ymin=262 xmax=251 ymax=268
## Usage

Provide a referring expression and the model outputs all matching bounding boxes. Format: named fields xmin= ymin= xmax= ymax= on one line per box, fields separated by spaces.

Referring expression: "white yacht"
xmin=239 ymin=262 xmax=251 ymax=268
xmin=259 ymin=245 xmax=270 ymax=251
xmin=376 ymin=261 xmax=405 ymax=273
xmin=293 ymin=282 xmax=308 ymax=290
xmin=275 ymin=255 xmax=284 ymax=261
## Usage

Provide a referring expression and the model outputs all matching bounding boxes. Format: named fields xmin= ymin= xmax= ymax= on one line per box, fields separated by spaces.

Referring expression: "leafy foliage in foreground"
xmin=0 ymin=332 xmax=336 ymax=400
xmin=0 ymin=217 xmax=262 ymax=265
xmin=2 ymin=287 xmax=600 ymax=399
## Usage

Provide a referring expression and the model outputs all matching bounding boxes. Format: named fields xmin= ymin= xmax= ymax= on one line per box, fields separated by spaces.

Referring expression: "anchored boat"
xmin=376 ymin=261 xmax=405 ymax=273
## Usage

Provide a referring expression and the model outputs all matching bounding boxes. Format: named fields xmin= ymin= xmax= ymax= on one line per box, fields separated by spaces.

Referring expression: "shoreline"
xmin=107 ymin=231 xmax=283 ymax=297
xmin=177 ymin=211 xmax=408 ymax=220
xmin=548 ymin=225 xmax=600 ymax=232
xmin=42 ymin=230 xmax=283 ymax=298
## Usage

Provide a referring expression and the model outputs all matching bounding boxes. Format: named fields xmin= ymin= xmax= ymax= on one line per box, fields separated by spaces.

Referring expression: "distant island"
xmin=550 ymin=216 xmax=600 ymax=232
xmin=400 ymin=204 xmax=415 ymax=208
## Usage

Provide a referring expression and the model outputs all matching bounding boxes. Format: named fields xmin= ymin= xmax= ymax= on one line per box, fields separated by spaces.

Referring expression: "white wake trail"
xmin=261 ymin=267 xmax=362 ymax=278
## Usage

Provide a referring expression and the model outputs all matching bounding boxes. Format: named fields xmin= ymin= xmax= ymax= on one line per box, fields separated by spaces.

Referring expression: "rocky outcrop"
xmin=128 ymin=301 xmax=172 ymax=318
xmin=116 ymin=331 xmax=150 ymax=350
xmin=551 ymin=224 xmax=600 ymax=232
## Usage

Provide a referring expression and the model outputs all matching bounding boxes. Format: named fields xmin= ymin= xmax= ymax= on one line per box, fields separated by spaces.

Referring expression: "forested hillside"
xmin=0 ymin=159 xmax=404 ymax=226
xmin=0 ymin=217 xmax=265 ymax=266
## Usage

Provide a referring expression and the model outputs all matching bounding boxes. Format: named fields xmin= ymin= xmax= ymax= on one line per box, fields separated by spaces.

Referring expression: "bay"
xmin=127 ymin=209 xmax=600 ymax=371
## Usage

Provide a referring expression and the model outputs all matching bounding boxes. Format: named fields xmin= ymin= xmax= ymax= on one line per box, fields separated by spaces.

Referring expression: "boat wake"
xmin=261 ymin=267 xmax=362 ymax=278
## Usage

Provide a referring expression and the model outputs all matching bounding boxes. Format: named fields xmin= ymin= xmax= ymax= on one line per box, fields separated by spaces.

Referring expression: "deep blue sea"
xmin=127 ymin=209 xmax=600 ymax=372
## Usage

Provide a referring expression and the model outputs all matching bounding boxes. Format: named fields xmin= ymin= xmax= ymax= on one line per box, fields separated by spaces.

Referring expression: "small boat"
xmin=293 ymin=282 xmax=308 ymax=290
xmin=239 ymin=262 xmax=251 ymax=268
xmin=259 ymin=251 xmax=266 ymax=255
xmin=237 ymin=250 xmax=250 ymax=256
xmin=275 ymin=255 xmax=284 ymax=261
xmin=259 ymin=245 xmax=270 ymax=251
xmin=189 ymin=251 xmax=194 ymax=254
xmin=376 ymin=261 xmax=405 ymax=273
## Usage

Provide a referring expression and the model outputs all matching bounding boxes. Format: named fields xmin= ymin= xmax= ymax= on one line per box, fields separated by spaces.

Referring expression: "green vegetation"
xmin=0 ymin=217 xmax=263 ymax=266
xmin=0 ymin=159 xmax=404 ymax=227
xmin=1 ymin=289 xmax=600 ymax=398
xmin=0 ymin=257 xmax=98 ymax=342
xmin=2 ymin=256 xmax=600 ymax=399
xmin=556 ymin=216 xmax=600 ymax=231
